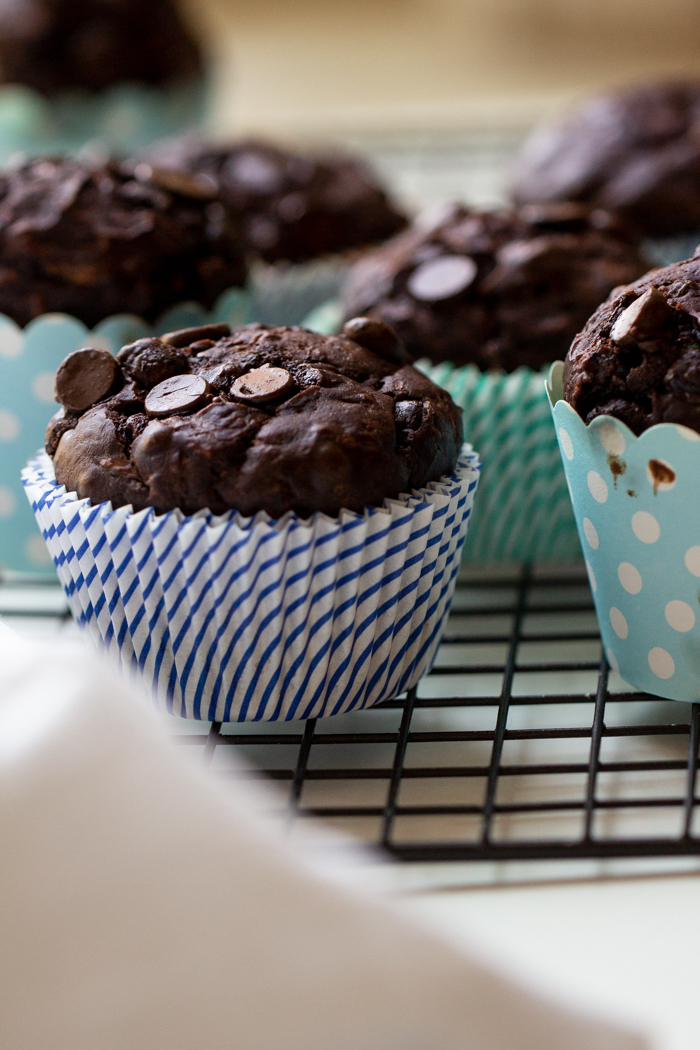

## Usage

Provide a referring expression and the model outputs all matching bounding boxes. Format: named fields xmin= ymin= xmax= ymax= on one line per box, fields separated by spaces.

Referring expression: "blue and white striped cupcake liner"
xmin=22 ymin=446 xmax=480 ymax=721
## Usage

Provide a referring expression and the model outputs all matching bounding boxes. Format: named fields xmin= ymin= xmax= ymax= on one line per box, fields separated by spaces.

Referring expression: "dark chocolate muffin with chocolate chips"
xmin=0 ymin=0 xmax=201 ymax=95
xmin=341 ymin=202 xmax=648 ymax=372
xmin=0 ymin=156 xmax=247 ymax=327
xmin=564 ymin=253 xmax=700 ymax=435
xmin=142 ymin=136 xmax=407 ymax=263
xmin=47 ymin=319 xmax=462 ymax=518
xmin=511 ymin=80 xmax=700 ymax=238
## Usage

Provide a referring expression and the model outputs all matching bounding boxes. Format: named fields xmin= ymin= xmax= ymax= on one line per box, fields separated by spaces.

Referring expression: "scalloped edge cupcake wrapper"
xmin=0 ymin=287 xmax=254 ymax=575
xmin=417 ymin=359 xmax=581 ymax=562
xmin=22 ymin=446 xmax=480 ymax=721
xmin=548 ymin=360 xmax=700 ymax=702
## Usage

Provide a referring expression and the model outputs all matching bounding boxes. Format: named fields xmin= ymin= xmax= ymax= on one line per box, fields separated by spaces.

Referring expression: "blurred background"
xmin=182 ymin=0 xmax=700 ymax=206
xmin=188 ymin=0 xmax=700 ymax=137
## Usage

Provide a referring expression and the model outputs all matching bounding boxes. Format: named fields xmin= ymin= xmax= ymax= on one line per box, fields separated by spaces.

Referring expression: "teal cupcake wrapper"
xmin=417 ymin=359 xmax=581 ymax=562
xmin=549 ymin=360 xmax=700 ymax=702
xmin=0 ymin=287 xmax=253 ymax=575
xmin=0 ymin=80 xmax=205 ymax=160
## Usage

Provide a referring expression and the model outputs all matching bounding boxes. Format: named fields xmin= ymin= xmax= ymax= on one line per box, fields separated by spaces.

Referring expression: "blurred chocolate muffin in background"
xmin=142 ymin=136 xmax=407 ymax=264
xmin=0 ymin=0 xmax=201 ymax=95
xmin=342 ymin=202 xmax=649 ymax=372
xmin=0 ymin=155 xmax=247 ymax=327
xmin=511 ymin=80 xmax=700 ymax=238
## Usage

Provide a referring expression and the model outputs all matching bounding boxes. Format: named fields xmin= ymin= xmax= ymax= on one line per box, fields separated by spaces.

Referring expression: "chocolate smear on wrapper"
xmin=648 ymin=458 xmax=676 ymax=494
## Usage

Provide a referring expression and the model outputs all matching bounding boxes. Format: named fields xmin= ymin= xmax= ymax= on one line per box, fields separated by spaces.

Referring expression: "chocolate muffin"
xmin=0 ymin=156 xmax=248 ymax=327
xmin=511 ymin=80 xmax=700 ymax=238
xmin=142 ymin=136 xmax=407 ymax=264
xmin=564 ymin=253 xmax=700 ymax=435
xmin=342 ymin=202 xmax=648 ymax=372
xmin=0 ymin=0 xmax=201 ymax=95
xmin=48 ymin=319 xmax=462 ymax=518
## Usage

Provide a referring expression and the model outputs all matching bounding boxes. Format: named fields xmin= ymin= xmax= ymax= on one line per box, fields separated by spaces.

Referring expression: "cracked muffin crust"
xmin=141 ymin=136 xmax=407 ymax=264
xmin=564 ymin=253 xmax=700 ymax=435
xmin=341 ymin=202 xmax=648 ymax=372
xmin=48 ymin=320 xmax=463 ymax=518
xmin=0 ymin=156 xmax=248 ymax=327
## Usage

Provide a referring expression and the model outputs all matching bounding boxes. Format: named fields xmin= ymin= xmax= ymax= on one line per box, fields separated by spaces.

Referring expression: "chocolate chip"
xmin=145 ymin=374 xmax=210 ymax=417
xmin=55 ymin=348 xmax=121 ymax=412
xmin=343 ymin=317 xmax=413 ymax=365
xmin=611 ymin=287 xmax=672 ymax=347
xmin=134 ymin=163 xmax=218 ymax=201
xmin=161 ymin=323 xmax=232 ymax=348
xmin=407 ymin=255 xmax=477 ymax=302
xmin=231 ymin=365 xmax=294 ymax=404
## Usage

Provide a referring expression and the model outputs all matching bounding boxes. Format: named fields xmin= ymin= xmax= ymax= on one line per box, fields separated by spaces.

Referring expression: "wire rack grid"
xmin=7 ymin=562 xmax=700 ymax=875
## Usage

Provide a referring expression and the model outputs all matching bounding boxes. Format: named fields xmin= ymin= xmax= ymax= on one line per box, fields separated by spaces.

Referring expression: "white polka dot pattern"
xmin=649 ymin=647 xmax=675 ymax=680
xmin=610 ymin=607 xmax=628 ymax=639
xmin=685 ymin=547 xmax=700 ymax=577
xmin=583 ymin=517 xmax=599 ymax=549
xmin=665 ymin=600 xmax=695 ymax=632
xmin=631 ymin=511 xmax=660 ymax=544
xmin=599 ymin=422 xmax=625 ymax=457
xmin=559 ymin=427 xmax=574 ymax=460
xmin=618 ymin=562 xmax=642 ymax=594
xmin=587 ymin=470 xmax=608 ymax=503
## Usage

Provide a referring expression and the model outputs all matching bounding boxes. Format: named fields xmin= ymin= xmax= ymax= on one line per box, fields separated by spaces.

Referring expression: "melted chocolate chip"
xmin=55 ymin=348 xmax=121 ymax=412
xmin=145 ymin=374 xmax=210 ymax=417
xmin=161 ymin=323 xmax=232 ymax=348
xmin=231 ymin=365 xmax=294 ymax=404
xmin=407 ymin=255 xmax=477 ymax=302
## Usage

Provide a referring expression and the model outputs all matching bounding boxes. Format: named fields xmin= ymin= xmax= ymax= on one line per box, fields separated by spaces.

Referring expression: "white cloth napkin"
xmin=0 ymin=622 xmax=646 ymax=1050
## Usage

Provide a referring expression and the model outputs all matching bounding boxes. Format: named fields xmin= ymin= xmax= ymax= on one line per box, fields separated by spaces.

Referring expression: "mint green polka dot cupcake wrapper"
xmin=548 ymin=360 xmax=700 ymax=702
xmin=0 ymin=287 xmax=253 ymax=575
xmin=417 ymin=359 xmax=581 ymax=562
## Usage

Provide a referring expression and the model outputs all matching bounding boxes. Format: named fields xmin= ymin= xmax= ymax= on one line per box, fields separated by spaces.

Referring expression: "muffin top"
xmin=0 ymin=0 xmax=201 ymax=95
xmin=564 ymin=254 xmax=700 ymax=435
xmin=511 ymin=80 xmax=700 ymax=238
xmin=48 ymin=319 xmax=463 ymax=518
xmin=341 ymin=202 xmax=648 ymax=372
xmin=141 ymin=136 xmax=407 ymax=264
xmin=0 ymin=156 xmax=248 ymax=327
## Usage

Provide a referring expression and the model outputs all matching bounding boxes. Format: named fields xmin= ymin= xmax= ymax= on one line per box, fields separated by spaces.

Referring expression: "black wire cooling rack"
xmin=4 ymin=562 xmax=700 ymax=867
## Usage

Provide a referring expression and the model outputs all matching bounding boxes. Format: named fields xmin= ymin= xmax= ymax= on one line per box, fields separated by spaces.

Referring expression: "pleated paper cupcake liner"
xmin=23 ymin=446 xmax=480 ymax=721
xmin=0 ymin=287 xmax=253 ymax=574
xmin=549 ymin=360 xmax=700 ymax=702
xmin=303 ymin=299 xmax=581 ymax=563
